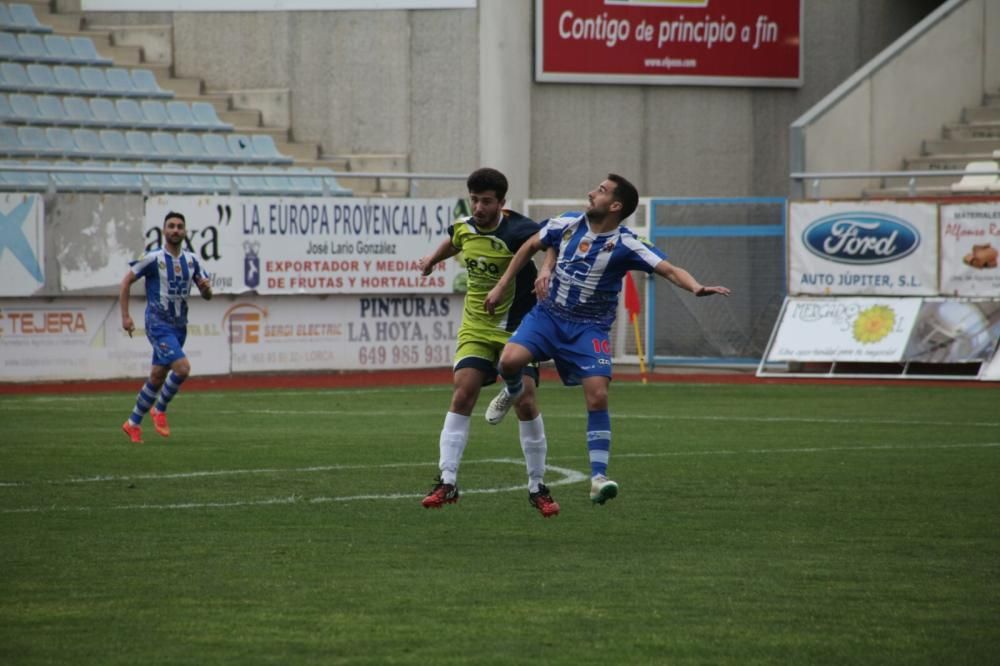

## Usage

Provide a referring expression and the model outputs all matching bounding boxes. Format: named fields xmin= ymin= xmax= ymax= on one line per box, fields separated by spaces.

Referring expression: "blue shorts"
xmin=146 ymin=322 xmax=187 ymax=368
xmin=508 ymin=306 xmax=612 ymax=386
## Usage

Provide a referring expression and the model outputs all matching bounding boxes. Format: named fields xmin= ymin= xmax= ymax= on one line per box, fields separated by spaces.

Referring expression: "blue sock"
xmin=154 ymin=372 xmax=186 ymax=412
xmin=129 ymin=381 xmax=158 ymax=425
xmin=587 ymin=409 xmax=611 ymax=478
xmin=501 ymin=369 xmax=523 ymax=396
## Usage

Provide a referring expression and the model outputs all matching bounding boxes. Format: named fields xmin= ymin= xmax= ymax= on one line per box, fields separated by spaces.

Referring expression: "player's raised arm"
xmin=484 ymin=234 xmax=545 ymax=314
xmin=653 ymin=259 xmax=731 ymax=297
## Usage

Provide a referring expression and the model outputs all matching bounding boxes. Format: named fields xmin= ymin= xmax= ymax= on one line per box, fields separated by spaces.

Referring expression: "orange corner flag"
xmin=624 ymin=272 xmax=648 ymax=384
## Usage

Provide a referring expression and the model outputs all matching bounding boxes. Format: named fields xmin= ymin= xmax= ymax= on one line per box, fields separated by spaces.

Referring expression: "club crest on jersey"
xmin=577 ymin=240 xmax=592 ymax=254
xmin=601 ymin=241 xmax=616 ymax=253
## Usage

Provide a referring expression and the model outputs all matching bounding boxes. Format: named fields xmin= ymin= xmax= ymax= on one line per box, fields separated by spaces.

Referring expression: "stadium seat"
xmin=0 ymin=93 xmax=13 ymax=122
xmin=131 ymin=69 xmax=171 ymax=98
xmin=951 ymin=161 xmax=999 ymax=193
xmin=0 ymin=5 xmax=11 ymax=30
xmin=109 ymin=161 xmax=143 ymax=191
xmin=45 ymin=126 xmax=75 ymax=156
xmin=285 ymin=167 xmax=323 ymax=196
xmin=0 ymin=31 xmax=26 ymax=60
xmin=79 ymin=66 xmax=113 ymax=95
xmin=0 ymin=159 xmax=48 ymax=190
xmin=166 ymin=101 xmax=198 ymax=130
xmin=139 ymin=100 xmax=169 ymax=129
xmin=0 ymin=125 xmax=20 ymax=155
xmin=51 ymin=65 xmax=87 ymax=95
xmin=136 ymin=161 xmax=169 ymax=191
xmin=8 ymin=92 xmax=40 ymax=123
xmin=36 ymin=94 xmax=68 ymax=125
xmin=69 ymin=36 xmax=112 ymax=66
xmin=185 ymin=164 xmax=228 ymax=193
xmin=0 ymin=62 xmax=31 ymax=91
xmin=202 ymin=132 xmax=235 ymax=162
xmin=16 ymin=125 xmax=50 ymax=156
xmin=18 ymin=32 xmax=52 ymax=61
xmin=150 ymin=131 xmax=181 ymax=160
xmin=105 ymin=67 xmax=136 ymax=96
xmin=71 ymin=127 xmax=103 ymax=157
xmin=176 ymin=132 xmax=208 ymax=161
xmin=311 ymin=166 xmax=351 ymax=196
xmin=63 ymin=96 xmax=96 ymax=126
xmin=191 ymin=102 xmax=232 ymax=131
xmin=115 ymin=98 xmax=145 ymax=128
xmin=125 ymin=130 xmax=156 ymax=160
xmin=51 ymin=159 xmax=93 ymax=191
xmin=99 ymin=129 xmax=132 ymax=159
xmin=81 ymin=160 xmax=121 ymax=192
xmin=250 ymin=134 xmax=292 ymax=165
xmin=235 ymin=166 xmax=269 ymax=194
xmin=8 ymin=4 xmax=52 ymax=33
xmin=41 ymin=34 xmax=76 ymax=63
xmin=227 ymin=134 xmax=255 ymax=161
xmin=90 ymin=97 xmax=123 ymax=127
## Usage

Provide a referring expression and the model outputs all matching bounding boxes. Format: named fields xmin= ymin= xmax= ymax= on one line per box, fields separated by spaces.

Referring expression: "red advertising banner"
xmin=535 ymin=0 xmax=802 ymax=87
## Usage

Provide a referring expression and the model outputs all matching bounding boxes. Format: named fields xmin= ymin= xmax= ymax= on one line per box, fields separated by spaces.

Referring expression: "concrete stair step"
xmin=963 ymin=106 xmax=1000 ymax=123
xmin=923 ymin=138 xmax=1000 ymax=155
xmin=235 ymin=126 xmax=289 ymax=142
xmin=943 ymin=122 xmax=1000 ymax=140
xmin=219 ymin=108 xmax=261 ymax=127
xmin=35 ymin=9 xmax=81 ymax=33
xmin=298 ymin=157 xmax=349 ymax=171
xmin=152 ymin=71 xmax=203 ymax=97
xmin=96 ymin=42 xmax=144 ymax=67
xmin=84 ymin=24 xmax=173 ymax=66
xmin=276 ymin=141 xmax=319 ymax=162
xmin=904 ymin=154 xmax=998 ymax=170
xmin=326 ymin=153 xmax=408 ymax=172
xmin=174 ymin=93 xmax=231 ymax=114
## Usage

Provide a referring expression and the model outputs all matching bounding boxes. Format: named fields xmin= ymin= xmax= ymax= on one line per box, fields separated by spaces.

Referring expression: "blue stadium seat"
xmin=131 ymin=69 xmax=170 ymax=98
xmin=71 ymin=127 xmax=102 ymax=157
xmin=41 ymin=34 xmax=76 ymax=63
xmin=0 ymin=5 xmax=12 ymax=31
xmin=50 ymin=64 xmax=86 ymax=94
xmin=104 ymin=67 xmax=136 ymax=96
xmin=79 ymin=66 xmax=113 ymax=95
xmin=251 ymin=134 xmax=292 ymax=165
xmin=151 ymin=131 xmax=181 ymax=160
xmin=191 ymin=102 xmax=232 ymax=131
xmin=36 ymin=94 xmax=68 ymax=125
xmin=287 ymin=168 xmax=324 ymax=196
xmin=0 ymin=62 xmax=31 ymax=91
xmin=125 ymin=130 xmax=156 ymax=160
xmin=176 ymin=132 xmax=207 ymax=161
xmin=45 ymin=126 xmax=76 ymax=156
xmin=70 ymin=36 xmax=112 ymax=66
xmin=186 ymin=164 xmax=228 ymax=193
xmin=51 ymin=159 xmax=93 ymax=191
xmin=202 ymin=133 xmax=235 ymax=162
xmin=8 ymin=92 xmax=40 ymax=123
xmin=311 ymin=167 xmax=351 ymax=196
xmin=0 ymin=93 xmax=13 ymax=122
xmin=16 ymin=126 xmax=50 ymax=156
xmin=139 ymin=100 xmax=169 ymax=129
xmin=17 ymin=32 xmax=49 ymax=61
xmin=81 ymin=160 xmax=121 ymax=192
xmin=90 ymin=97 xmax=123 ymax=127
xmin=115 ymin=98 xmax=145 ymax=128
xmin=62 ymin=96 xmax=96 ymax=126
xmin=166 ymin=101 xmax=198 ymax=130
xmin=9 ymin=4 xmax=52 ymax=33
xmin=99 ymin=129 xmax=131 ymax=159
xmin=227 ymin=134 xmax=255 ymax=161
xmin=0 ymin=159 xmax=48 ymax=190
xmin=0 ymin=31 xmax=26 ymax=60
xmin=265 ymin=172 xmax=299 ymax=195
xmin=136 ymin=161 xmax=169 ymax=191
xmin=109 ymin=161 xmax=143 ymax=191
xmin=235 ymin=166 xmax=269 ymax=195
xmin=0 ymin=125 xmax=21 ymax=155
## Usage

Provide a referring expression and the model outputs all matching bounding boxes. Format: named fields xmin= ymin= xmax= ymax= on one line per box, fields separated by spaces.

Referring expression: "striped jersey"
xmin=450 ymin=210 xmax=540 ymax=334
xmin=539 ymin=212 xmax=666 ymax=328
xmin=129 ymin=248 xmax=208 ymax=327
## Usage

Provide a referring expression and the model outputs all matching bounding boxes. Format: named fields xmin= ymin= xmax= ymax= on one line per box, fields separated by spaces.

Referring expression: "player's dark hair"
xmin=607 ymin=173 xmax=638 ymax=221
xmin=467 ymin=167 xmax=508 ymax=200
xmin=164 ymin=211 xmax=186 ymax=226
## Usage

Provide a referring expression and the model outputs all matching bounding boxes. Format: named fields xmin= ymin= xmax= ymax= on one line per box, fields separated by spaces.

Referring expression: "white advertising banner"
xmin=0 ymin=194 xmax=45 ymax=297
xmin=144 ymin=196 xmax=463 ymax=295
xmin=82 ymin=1 xmax=475 ymax=11
xmin=789 ymin=201 xmax=938 ymax=296
xmin=939 ymin=203 xmax=1000 ymax=297
xmin=0 ymin=294 xmax=462 ymax=382
xmin=766 ymin=297 xmax=921 ymax=362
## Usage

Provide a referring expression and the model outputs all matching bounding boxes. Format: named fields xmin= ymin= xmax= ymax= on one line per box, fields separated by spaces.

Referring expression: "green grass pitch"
xmin=1 ymin=381 xmax=998 ymax=665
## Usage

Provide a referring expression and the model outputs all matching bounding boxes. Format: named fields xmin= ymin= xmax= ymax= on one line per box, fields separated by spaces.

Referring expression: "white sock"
xmin=438 ymin=411 xmax=471 ymax=485
xmin=519 ymin=414 xmax=547 ymax=493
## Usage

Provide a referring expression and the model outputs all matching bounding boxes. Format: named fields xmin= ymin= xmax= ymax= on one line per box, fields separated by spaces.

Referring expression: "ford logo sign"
xmin=802 ymin=212 xmax=920 ymax=265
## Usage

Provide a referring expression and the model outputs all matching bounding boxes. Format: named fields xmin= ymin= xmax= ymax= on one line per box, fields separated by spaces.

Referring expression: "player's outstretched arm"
xmin=484 ymin=235 xmax=544 ymax=314
xmin=653 ymin=260 xmax=731 ymax=297
xmin=418 ymin=238 xmax=459 ymax=276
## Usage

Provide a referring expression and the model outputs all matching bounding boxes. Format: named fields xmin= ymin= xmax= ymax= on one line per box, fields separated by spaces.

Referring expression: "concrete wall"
xmin=793 ymin=0 xmax=992 ymax=198
xmin=72 ymin=0 xmax=942 ymax=202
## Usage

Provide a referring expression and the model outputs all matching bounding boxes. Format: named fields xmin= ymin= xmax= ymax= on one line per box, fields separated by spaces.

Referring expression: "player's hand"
xmin=696 ymin=285 xmax=731 ymax=297
xmin=534 ymin=271 xmax=551 ymax=301
xmin=197 ymin=276 xmax=213 ymax=300
xmin=483 ymin=286 xmax=502 ymax=315
xmin=417 ymin=256 xmax=434 ymax=276
xmin=122 ymin=315 xmax=135 ymax=337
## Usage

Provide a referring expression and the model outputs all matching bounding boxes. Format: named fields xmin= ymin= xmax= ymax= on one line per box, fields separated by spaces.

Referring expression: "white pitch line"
xmin=1 ymin=461 xmax=588 ymax=514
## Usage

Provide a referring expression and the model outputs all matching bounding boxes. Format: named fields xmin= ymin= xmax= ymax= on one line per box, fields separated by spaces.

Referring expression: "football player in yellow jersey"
xmin=416 ymin=168 xmax=559 ymax=517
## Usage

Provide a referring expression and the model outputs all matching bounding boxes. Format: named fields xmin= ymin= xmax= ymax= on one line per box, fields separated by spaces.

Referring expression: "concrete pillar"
xmin=478 ymin=0 xmax=532 ymax=210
